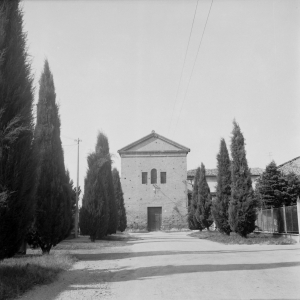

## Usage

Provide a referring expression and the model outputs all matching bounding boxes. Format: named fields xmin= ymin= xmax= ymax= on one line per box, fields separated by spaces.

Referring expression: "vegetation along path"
xmin=20 ymin=232 xmax=300 ymax=300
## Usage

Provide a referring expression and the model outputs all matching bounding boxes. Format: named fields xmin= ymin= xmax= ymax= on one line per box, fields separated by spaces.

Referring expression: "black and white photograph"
xmin=0 ymin=0 xmax=299 ymax=299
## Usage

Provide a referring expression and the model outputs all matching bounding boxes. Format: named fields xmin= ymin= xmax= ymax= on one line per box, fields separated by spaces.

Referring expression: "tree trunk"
xmin=40 ymin=243 xmax=52 ymax=254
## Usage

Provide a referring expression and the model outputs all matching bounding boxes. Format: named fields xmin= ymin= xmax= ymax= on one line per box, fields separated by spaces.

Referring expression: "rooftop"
xmin=277 ymin=156 xmax=300 ymax=176
xmin=187 ymin=167 xmax=264 ymax=178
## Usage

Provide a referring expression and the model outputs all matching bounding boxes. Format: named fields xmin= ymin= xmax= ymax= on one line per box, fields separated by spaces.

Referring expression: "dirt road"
xmin=20 ymin=232 xmax=300 ymax=300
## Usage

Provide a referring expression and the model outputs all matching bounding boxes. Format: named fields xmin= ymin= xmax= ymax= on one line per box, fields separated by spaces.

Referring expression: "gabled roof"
xmin=118 ymin=130 xmax=190 ymax=154
xmin=278 ymin=156 xmax=300 ymax=176
xmin=187 ymin=167 xmax=263 ymax=179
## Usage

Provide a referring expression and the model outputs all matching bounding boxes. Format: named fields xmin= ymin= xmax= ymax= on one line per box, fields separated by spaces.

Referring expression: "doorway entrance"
xmin=147 ymin=207 xmax=162 ymax=231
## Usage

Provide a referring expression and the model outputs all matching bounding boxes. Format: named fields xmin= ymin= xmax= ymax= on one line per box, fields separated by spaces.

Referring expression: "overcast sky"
xmin=22 ymin=0 xmax=300 ymax=199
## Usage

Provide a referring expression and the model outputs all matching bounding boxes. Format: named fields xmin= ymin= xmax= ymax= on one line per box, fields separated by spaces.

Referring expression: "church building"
xmin=118 ymin=131 xmax=190 ymax=231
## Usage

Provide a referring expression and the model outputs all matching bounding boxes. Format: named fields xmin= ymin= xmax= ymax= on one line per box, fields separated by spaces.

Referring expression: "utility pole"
xmin=74 ymin=138 xmax=82 ymax=238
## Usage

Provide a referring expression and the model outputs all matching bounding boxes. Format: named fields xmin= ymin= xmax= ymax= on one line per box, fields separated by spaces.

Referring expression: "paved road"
xmin=21 ymin=232 xmax=300 ymax=300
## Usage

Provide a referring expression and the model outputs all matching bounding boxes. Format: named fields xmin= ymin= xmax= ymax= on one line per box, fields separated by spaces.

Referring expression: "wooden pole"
xmin=283 ymin=204 xmax=287 ymax=234
xmin=297 ymin=197 xmax=300 ymax=243
xmin=74 ymin=138 xmax=81 ymax=238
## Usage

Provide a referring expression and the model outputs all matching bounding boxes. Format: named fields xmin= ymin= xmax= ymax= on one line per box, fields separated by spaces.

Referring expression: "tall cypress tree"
xmin=228 ymin=121 xmax=256 ymax=237
xmin=195 ymin=163 xmax=213 ymax=230
xmin=96 ymin=133 xmax=117 ymax=236
xmin=211 ymin=139 xmax=231 ymax=235
xmin=79 ymin=132 xmax=110 ymax=241
xmin=189 ymin=167 xmax=203 ymax=230
xmin=112 ymin=168 xmax=127 ymax=232
xmin=32 ymin=60 xmax=71 ymax=253
xmin=0 ymin=0 xmax=36 ymax=259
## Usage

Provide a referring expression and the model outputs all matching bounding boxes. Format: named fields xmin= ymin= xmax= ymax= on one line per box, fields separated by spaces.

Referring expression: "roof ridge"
xmin=277 ymin=156 xmax=300 ymax=168
xmin=118 ymin=131 xmax=190 ymax=153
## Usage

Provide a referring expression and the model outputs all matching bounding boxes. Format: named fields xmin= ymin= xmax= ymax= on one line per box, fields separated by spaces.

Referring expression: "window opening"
xmin=142 ymin=172 xmax=147 ymax=184
xmin=151 ymin=169 xmax=157 ymax=184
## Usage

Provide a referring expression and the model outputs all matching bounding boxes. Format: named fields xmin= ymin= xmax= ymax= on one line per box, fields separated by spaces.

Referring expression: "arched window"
xmin=151 ymin=169 xmax=157 ymax=184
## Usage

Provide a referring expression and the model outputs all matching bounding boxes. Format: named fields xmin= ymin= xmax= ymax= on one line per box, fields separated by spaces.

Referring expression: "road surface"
xmin=20 ymin=231 xmax=300 ymax=300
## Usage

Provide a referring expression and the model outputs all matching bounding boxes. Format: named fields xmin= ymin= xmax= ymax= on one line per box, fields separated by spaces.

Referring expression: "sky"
xmin=22 ymin=0 xmax=300 ymax=201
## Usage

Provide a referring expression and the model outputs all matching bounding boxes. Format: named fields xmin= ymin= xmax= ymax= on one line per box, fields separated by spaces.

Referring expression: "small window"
xmin=151 ymin=169 xmax=157 ymax=184
xmin=161 ymin=172 xmax=166 ymax=184
xmin=142 ymin=172 xmax=147 ymax=184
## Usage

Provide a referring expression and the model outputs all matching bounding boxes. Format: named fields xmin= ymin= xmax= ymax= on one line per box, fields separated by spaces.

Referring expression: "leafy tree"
xmin=256 ymin=161 xmax=300 ymax=208
xmin=79 ymin=132 xmax=110 ymax=241
xmin=195 ymin=163 xmax=213 ymax=230
xmin=31 ymin=60 xmax=72 ymax=254
xmin=112 ymin=168 xmax=127 ymax=232
xmin=255 ymin=161 xmax=283 ymax=208
xmin=228 ymin=121 xmax=256 ymax=237
xmin=285 ymin=172 xmax=300 ymax=206
xmin=189 ymin=167 xmax=204 ymax=230
xmin=211 ymin=138 xmax=231 ymax=235
xmin=0 ymin=0 xmax=36 ymax=259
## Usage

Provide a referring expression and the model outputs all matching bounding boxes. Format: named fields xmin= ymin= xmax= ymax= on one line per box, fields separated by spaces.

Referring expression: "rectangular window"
xmin=142 ymin=172 xmax=147 ymax=184
xmin=160 ymin=172 xmax=166 ymax=184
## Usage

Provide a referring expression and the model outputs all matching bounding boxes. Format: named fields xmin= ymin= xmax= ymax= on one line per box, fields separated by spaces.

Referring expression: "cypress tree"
xmin=189 ymin=167 xmax=204 ymax=230
xmin=32 ymin=60 xmax=72 ymax=253
xmin=96 ymin=133 xmax=117 ymax=236
xmin=228 ymin=121 xmax=257 ymax=237
xmin=211 ymin=138 xmax=231 ymax=235
xmin=112 ymin=168 xmax=127 ymax=232
xmin=79 ymin=132 xmax=110 ymax=241
xmin=195 ymin=163 xmax=213 ymax=230
xmin=0 ymin=0 xmax=36 ymax=259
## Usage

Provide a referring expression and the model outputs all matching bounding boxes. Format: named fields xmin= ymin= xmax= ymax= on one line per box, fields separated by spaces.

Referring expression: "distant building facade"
xmin=187 ymin=167 xmax=264 ymax=198
xmin=118 ymin=131 xmax=190 ymax=231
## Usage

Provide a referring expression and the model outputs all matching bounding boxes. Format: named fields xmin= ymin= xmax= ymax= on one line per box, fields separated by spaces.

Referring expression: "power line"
xmin=174 ymin=0 xmax=213 ymax=133
xmin=168 ymin=0 xmax=199 ymax=136
xmin=61 ymin=135 xmax=76 ymax=141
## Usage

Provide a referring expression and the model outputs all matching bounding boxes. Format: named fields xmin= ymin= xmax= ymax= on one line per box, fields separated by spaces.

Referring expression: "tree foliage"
xmin=112 ymin=168 xmax=127 ymax=232
xmin=0 ymin=0 xmax=36 ymax=259
xmin=255 ymin=161 xmax=300 ymax=208
xmin=79 ymin=132 xmax=111 ymax=241
xmin=211 ymin=138 xmax=231 ymax=235
xmin=228 ymin=121 xmax=257 ymax=237
xmin=30 ymin=60 xmax=72 ymax=254
xmin=195 ymin=163 xmax=213 ymax=230
xmin=188 ymin=167 xmax=203 ymax=230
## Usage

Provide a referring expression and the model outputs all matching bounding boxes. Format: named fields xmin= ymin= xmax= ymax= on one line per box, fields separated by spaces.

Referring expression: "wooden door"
xmin=148 ymin=207 xmax=162 ymax=231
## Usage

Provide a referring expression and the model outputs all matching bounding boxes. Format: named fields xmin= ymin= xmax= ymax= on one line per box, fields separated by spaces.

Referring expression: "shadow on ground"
xmin=27 ymin=260 xmax=300 ymax=300
xmin=74 ymin=247 xmax=299 ymax=261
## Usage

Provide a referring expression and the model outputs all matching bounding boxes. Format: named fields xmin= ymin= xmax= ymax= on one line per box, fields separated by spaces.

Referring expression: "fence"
xmin=256 ymin=202 xmax=299 ymax=234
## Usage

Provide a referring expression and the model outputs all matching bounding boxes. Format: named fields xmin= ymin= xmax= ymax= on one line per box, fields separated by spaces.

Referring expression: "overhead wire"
xmin=167 ymin=0 xmax=199 ymax=136
xmin=174 ymin=0 xmax=214 ymax=133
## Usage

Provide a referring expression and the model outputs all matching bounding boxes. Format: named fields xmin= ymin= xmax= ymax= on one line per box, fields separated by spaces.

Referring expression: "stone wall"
xmin=120 ymin=154 xmax=188 ymax=230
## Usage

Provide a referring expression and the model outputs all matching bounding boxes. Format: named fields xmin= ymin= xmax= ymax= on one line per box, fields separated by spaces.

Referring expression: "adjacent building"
xmin=277 ymin=156 xmax=300 ymax=177
xmin=118 ymin=131 xmax=190 ymax=231
xmin=187 ymin=167 xmax=264 ymax=198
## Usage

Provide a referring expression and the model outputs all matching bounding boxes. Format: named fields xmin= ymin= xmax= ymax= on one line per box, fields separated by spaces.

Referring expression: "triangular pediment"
xmin=118 ymin=131 xmax=190 ymax=154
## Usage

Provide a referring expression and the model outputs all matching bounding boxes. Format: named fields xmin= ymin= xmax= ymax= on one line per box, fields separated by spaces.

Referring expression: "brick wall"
xmin=120 ymin=154 xmax=188 ymax=230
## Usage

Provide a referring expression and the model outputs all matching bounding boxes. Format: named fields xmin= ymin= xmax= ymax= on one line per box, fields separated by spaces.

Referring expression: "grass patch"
xmin=53 ymin=232 xmax=139 ymax=251
xmin=0 ymin=252 xmax=75 ymax=300
xmin=189 ymin=230 xmax=297 ymax=245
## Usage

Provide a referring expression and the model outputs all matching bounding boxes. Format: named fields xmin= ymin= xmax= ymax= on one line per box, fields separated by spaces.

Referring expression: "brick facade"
xmin=118 ymin=131 xmax=190 ymax=230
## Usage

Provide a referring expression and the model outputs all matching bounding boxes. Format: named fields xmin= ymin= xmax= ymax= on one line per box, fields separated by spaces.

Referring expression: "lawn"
xmin=0 ymin=252 xmax=75 ymax=300
xmin=189 ymin=230 xmax=297 ymax=245
xmin=0 ymin=232 xmax=133 ymax=300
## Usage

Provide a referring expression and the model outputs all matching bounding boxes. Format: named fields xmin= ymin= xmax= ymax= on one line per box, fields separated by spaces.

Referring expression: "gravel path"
xmin=20 ymin=232 xmax=300 ymax=300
